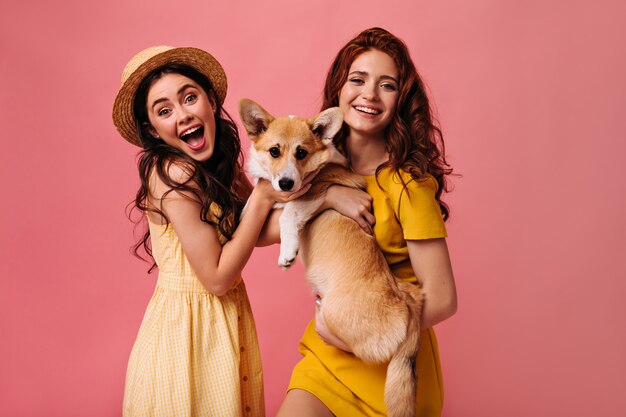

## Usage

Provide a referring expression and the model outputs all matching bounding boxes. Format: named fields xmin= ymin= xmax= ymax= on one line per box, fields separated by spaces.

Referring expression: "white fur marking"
xmin=273 ymin=156 xmax=303 ymax=192
xmin=278 ymin=198 xmax=325 ymax=268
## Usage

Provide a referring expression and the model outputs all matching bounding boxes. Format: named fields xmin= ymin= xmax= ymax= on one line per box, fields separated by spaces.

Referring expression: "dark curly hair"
xmin=129 ymin=63 xmax=245 ymax=271
xmin=322 ymin=27 xmax=453 ymax=220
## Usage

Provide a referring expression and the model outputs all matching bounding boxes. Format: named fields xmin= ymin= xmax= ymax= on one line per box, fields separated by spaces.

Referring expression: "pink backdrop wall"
xmin=1 ymin=1 xmax=625 ymax=416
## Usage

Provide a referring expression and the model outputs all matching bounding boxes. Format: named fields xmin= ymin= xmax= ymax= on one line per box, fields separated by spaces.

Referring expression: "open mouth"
xmin=180 ymin=126 xmax=206 ymax=150
xmin=354 ymin=105 xmax=382 ymax=115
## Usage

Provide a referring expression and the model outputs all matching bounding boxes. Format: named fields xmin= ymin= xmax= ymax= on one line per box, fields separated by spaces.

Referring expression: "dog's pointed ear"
xmin=238 ymin=99 xmax=275 ymax=139
xmin=309 ymin=107 xmax=344 ymax=144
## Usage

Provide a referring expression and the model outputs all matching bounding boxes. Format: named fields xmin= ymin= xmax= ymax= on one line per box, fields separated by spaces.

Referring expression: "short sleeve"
xmin=388 ymin=171 xmax=447 ymax=240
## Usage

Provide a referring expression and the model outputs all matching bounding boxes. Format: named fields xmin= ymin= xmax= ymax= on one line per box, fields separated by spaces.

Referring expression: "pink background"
xmin=1 ymin=1 xmax=625 ymax=416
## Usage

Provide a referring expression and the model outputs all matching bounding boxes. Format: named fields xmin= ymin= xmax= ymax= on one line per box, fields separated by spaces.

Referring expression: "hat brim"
xmin=112 ymin=47 xmax=227 ymax=147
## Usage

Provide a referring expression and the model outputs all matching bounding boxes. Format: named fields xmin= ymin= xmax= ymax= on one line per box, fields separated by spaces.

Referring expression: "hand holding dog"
xmin=240 ymin=172 xmax=318 ymax=224
xmin=315 ymin=297 xmax=352 ymax=352
xmin=251 ymin=176 xmax=313 ymax=206
xmin=324 ymin=185 xmax=376 ymax=235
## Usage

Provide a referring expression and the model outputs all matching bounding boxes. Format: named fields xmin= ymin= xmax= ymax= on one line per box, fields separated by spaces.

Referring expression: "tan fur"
xmin=256 ymin=118 xmax=332 ymax=182
xmin=239 ymin=99 xmax=423 ymax=417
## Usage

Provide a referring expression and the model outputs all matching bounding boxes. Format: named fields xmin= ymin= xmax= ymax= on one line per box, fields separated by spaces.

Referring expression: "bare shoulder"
xmin=150 ymin=159 xmax=197 ymax=200
xmin=165 ymin=158 xmax=195 ymax=183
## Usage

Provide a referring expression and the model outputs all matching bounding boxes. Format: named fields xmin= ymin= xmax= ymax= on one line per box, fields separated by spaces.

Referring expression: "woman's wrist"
xmin=248 ymin=185 xmax=276 ymax=213
xmin=320 ymin=185 xmax=338 ymax=212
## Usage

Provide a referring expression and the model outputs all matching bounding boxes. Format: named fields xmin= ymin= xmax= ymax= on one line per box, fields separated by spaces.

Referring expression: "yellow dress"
xmin=288 ymin=168 xmax=448 ymax=417
xmin=123 ymin=208 xmax=264 ymax=417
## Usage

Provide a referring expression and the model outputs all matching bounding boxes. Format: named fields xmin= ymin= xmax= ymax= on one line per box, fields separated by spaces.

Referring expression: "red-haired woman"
xmin=277 ymin=28 xmax=458 ymax=417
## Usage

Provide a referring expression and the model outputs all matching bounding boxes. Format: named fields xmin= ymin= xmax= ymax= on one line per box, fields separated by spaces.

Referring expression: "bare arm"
xmin=153 ymin=167 xmax=310 ymax=296
xmin=256 ymin=208 xmax=283 ymax=246
xmin=407 ymin=238 xmax=457 ymax=329
xmin=257 ymin=183 xmax=377 ymax=247
xmin=321 ymin=185 xmax=376 ymax=234
xmin=256 ymin=169 xmax=350 ymax=247
xmin=236 ymin=171 xmax=283 ymax=247
xmin=315 ymin=238 xmax=457 ymax=350
xmin=315 ymin=299 xmax=352 ymax=351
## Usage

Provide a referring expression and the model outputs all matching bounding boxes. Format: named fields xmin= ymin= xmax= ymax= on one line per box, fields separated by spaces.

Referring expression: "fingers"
xmin=302 ymin=168 xmax=321 ymax=185
xmin=252 ymin=176 xmax=314 ymax=207
xmin=314 ymin=307 xmax=331 ymax=345
xmin=282 ymin=172 xmax=317 ymax=200
xmin=352 ymin=198 xmax=375 ymax=234
xmin=285 ymin=183 xmax=311 ymax=201
xmin=361 ymin=194 xmax=373 ymax=214
xmin=357 ymin=218 xmax=374 ymax=235
xmin=363 ymin=210 xmax=376 ymax=226
xmin=314 ymin=307 xmax=352 ymax=352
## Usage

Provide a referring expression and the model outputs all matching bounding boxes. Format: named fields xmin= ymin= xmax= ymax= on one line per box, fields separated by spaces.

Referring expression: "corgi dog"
xmin=239 ymin=98 xmax=424 ymax=417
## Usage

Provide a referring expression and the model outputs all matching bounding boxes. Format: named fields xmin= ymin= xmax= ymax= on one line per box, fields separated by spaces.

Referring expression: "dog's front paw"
xmin=278 ymin=247 xmax=299 ymax=270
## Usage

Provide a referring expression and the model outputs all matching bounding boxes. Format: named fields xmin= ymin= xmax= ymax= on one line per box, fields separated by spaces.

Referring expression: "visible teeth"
xmin=355 ymin=106 xmax=381 ymax=114
xmin=181 ymin=126 xmax=201 ymax=137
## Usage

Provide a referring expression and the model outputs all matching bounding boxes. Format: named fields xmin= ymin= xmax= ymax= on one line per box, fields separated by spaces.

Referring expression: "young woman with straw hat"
xmin=112 ymin=45 xmax=313 ymax=417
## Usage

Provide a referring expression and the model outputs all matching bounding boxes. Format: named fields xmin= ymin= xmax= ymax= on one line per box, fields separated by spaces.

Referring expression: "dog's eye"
xmin=269 ymin=147 xmax=280 ymax=158
xmin=295 ymin=148 xmax=308 ymax=160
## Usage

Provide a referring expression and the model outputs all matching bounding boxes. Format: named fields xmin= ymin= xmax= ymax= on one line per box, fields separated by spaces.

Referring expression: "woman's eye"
xmin=382 ymin=83 xmax=397 ymax=91
xmin=349 ymin=78 xmax=364 ymax=85
xmin=295 ymin=148 xmax=308 ymax=160
xmin=269 ymin=147 xmax=280 ymax=158
xmin=185 ymin=94 xmax=197 ymax=103
xmin=158 ymin=108 xmax=171 ymax=117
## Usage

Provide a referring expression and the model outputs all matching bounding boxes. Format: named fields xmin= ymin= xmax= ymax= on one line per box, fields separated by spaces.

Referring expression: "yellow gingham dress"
xmin=123 ymin=213 xmax=264 ymax=416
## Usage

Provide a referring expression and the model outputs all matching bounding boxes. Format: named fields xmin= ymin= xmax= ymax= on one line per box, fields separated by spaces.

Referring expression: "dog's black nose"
xmin=278 ymin=178 xmax=295 ymax=191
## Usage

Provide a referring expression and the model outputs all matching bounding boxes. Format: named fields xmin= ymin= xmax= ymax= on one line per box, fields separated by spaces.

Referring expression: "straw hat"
xmin=112 ymin=46 xmax=227 ymax=146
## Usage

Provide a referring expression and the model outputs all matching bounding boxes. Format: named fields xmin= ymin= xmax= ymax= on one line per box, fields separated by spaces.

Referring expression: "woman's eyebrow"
xmin=347 ymin=71 xmax=398 ymax=84
xmin=380 ymin=75 xmax=399 ymax=84
xmin=150 ymin=84 xmax=197 ymax=109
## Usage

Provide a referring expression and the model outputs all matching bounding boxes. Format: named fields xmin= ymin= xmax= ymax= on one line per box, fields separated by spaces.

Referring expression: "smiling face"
xmin=146 ymin=72 xmax=217 ymax=161
xmin=338 ymin=49 xmax=400 ymax=140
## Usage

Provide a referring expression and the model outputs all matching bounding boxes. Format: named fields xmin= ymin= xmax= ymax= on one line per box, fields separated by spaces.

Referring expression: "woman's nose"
xmin=361 ymin=82 xmax=379 ymax=101
xmin=177 ymin=109 xmax=193 ymax=124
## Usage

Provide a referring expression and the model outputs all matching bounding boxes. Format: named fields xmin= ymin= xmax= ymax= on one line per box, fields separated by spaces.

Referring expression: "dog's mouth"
xmin=180 ymin=126 xmax=205 ymax=148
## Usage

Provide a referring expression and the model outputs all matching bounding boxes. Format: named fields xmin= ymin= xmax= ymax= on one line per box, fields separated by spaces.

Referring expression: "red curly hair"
xmin=322 ymin=27 xmax=453 ymax=220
